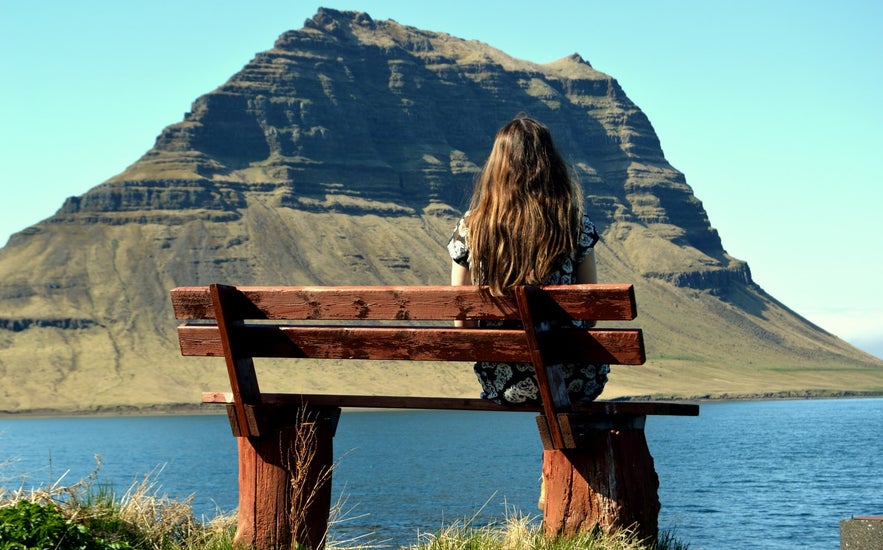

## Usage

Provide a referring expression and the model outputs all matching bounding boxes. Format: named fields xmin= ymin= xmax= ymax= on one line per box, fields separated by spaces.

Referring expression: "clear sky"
xmin=1 ymin=1 xmax=881 ymax=358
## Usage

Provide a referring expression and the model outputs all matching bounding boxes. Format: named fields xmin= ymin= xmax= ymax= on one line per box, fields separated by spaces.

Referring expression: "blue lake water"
xmin=1 ymin=398 xmax=881 ymax=549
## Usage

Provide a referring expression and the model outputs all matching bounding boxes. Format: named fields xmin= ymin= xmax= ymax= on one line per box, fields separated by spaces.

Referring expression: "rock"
xmin=0 ymin=8 xmax=880 ymax=413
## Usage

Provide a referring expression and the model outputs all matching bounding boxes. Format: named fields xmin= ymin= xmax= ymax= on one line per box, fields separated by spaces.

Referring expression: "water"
xmin=0 ymin=415 xmax=239 ymax=516
xmin=650 ymin=398 xmax=883 ymax=549
xmin=1 ymin=398 xmax=881 ymax=549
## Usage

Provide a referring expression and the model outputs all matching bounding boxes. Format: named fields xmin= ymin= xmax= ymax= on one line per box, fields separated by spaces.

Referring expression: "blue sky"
xmin=1 ymin=1 xmax=880 ymax=358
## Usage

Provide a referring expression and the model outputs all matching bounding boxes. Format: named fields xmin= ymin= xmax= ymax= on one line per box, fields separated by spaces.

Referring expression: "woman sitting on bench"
xmin=447 ymin=113 xmax=609 ymax=405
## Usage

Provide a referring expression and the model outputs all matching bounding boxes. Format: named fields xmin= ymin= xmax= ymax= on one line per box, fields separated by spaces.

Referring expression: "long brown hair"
xmin=466 ymin=115 xmax=583 ymax=295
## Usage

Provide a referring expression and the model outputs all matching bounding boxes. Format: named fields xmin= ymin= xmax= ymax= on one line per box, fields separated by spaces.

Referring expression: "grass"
xmin=0 ymin=462 xmax=688 ymax=550
xmin=0 ymin=459 xmax=236 ymax=550
xmin=404 ymin=513 xmax=689 ymax=550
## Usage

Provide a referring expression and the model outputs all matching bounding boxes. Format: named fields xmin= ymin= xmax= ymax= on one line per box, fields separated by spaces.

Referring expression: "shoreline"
xmin=2 ymin=390 xmax=882 ymax=419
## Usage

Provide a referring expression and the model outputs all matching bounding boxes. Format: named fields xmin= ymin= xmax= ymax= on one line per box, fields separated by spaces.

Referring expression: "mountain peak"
xmin=296 ymin=8 xmax=376 ymax=43
xmin=558 ymin=52 xmax=592 ymax=67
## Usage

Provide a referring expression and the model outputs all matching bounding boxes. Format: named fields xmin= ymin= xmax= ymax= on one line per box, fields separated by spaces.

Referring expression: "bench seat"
xmin=202 ymin=390 xmax=698 ymax=415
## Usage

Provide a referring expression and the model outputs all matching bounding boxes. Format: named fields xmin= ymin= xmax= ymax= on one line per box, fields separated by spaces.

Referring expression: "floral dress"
xmin=447 ymin=214 xmax=610 ymax=405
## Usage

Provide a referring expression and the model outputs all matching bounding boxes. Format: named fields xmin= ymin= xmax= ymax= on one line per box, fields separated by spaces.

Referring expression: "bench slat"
xmin=515 ymin=285 xmax=570 ymax=448
xmin=178 ymin=325 xmax=646 ymax=365
xmin=170 ymin=284 xmax=638 ymax=322
xmin=200 ymin=391 xmax=699 ymax=416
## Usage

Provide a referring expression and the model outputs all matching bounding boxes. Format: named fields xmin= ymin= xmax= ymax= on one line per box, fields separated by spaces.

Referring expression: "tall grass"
xmin=400 ymin=507 xmax=689 ymax=550
xmin=0 ymin=457 xmax=236 ymax=549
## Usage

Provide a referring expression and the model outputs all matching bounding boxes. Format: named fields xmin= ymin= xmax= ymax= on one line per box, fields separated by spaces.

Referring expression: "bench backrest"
xmin=171 ymin=283 xmax=645 ymax=448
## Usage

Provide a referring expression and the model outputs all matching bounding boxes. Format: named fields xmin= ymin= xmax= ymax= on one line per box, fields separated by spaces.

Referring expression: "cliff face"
xmin=0 ymin=9 xmax=880 ymax=413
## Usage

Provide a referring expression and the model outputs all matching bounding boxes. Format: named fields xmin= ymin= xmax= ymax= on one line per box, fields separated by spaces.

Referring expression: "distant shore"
xmin=2 ymin=390 xmax=882 ymax=419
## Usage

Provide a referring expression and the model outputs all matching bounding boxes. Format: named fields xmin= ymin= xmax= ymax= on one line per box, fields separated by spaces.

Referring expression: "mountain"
xmin=1 ymin=8 xmax=880 ymax=414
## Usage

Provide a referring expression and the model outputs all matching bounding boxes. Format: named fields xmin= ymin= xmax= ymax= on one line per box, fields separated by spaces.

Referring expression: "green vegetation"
xmin=0 ymin=463 xmax=235 ymax=550
xmin=0 ymin=499 xmax=126 ymax=550
xmin=0 ymin=465 xmax=687 ymax=550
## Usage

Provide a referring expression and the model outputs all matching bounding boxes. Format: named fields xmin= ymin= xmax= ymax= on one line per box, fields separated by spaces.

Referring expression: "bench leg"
xmin=539 ymin=416 xmax=659 ymax=544
xmin=234 ymin=408 xmax=340 ymax=550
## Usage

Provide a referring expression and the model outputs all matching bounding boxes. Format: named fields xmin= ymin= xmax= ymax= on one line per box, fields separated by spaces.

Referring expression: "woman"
xmin=447 ymin=114 xmax=609 ymax=405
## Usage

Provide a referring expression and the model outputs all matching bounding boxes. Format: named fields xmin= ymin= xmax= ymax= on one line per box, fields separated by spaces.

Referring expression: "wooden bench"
xmin=171 ymin=283 xmax=698 ymax=549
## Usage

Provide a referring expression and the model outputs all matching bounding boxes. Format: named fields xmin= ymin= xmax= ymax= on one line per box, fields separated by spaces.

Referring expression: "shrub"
xmin=0 ymin=498 xmax=132 ymax=550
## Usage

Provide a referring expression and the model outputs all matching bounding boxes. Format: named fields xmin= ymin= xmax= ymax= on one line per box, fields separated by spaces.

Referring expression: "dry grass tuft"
xmin=0 ymin=455 xmax=236 ymax=550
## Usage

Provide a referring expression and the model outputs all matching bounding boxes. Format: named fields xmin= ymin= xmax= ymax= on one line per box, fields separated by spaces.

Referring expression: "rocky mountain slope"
xmin=1 ymin=8 xmax=880 ymax=414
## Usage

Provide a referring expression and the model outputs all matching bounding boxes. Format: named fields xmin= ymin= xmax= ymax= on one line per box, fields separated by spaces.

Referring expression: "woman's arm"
xmin=450 ymin=261 xmax=476 ymax=327
xmin=576 ymin=249 xmax=598 ymax=327
xmin=576 ymin=249 xmax=598 ymax=284
xmin=451 ymin=260 xmax=471 ymax=286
